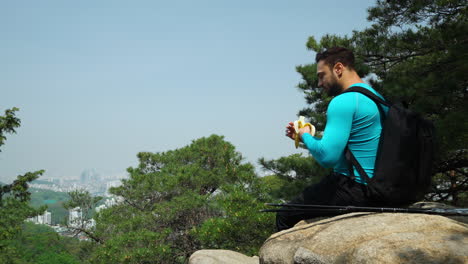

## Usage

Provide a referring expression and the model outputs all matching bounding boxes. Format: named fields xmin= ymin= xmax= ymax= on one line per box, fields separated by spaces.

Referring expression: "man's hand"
xmin=285 ymin=122 xmax=311 ymax=141
xmin=285 ymin=122 xmax=296 ymax=140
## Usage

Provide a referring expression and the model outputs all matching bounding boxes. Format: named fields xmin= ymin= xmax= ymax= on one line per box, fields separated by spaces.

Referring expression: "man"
xmin=278 ymin=47 xmax=387 ymax=231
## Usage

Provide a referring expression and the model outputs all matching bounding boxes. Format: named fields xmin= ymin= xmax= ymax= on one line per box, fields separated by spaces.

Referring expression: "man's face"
xmin=317 ymin=60 xmax=342 ymax=96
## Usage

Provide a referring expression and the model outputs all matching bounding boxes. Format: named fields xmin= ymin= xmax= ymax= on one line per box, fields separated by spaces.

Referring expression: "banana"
xmin=293 ymin=116 xmax=316 ymax=148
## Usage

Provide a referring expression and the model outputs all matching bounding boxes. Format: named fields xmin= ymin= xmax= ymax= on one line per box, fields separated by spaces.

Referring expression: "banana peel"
xmin=294 ymin=116 xmax=316 ymax=148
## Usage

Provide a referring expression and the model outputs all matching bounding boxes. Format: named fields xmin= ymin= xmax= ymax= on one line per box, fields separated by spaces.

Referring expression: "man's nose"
xmin=317 ymin=80 xmax=322 ymax=88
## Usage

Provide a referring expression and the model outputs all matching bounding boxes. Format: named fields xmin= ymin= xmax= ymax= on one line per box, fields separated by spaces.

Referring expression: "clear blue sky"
xmin=0 ymin=0 xmax=376 ymax=182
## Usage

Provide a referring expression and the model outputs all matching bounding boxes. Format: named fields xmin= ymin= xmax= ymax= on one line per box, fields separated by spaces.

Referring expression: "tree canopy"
xmin=81 ymin=135 xmax=275 ymax=263
xmin=259 ymin=154 xmax=330 ymax=201
xmin=1 ymin=222 xmax=88 ymax=264
xmin=0 ymin=108 xmax=46 ymax=261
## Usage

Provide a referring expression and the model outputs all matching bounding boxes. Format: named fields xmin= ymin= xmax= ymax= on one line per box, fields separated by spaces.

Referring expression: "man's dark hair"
xmin=315 ymin=47 xmax=355 ymax=70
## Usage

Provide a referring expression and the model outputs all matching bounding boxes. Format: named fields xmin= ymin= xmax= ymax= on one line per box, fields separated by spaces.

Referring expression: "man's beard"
xmin=326 ymin=81 xmax=343 ymax=97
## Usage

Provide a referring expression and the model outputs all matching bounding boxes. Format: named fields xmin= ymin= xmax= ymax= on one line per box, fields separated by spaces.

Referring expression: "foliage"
xmin=193 ymin=182 xmax=275 ymax=256
xmin=294 ymin=0 xmax=467 ymax=206
xmin=1 ymin=222 xmax=89 ymax=264
xmin=0 ymin=108 xmax=46 ymax=260
xmin=0 ymin=171 xmax=45 ymax=242
xmin=64 ymin=189 xmax=102 ymax=220
xmin=80 ymin=135 xmax=274 ymax=263
xmin=428 ymin=170 xmax=468 ymax=206
xmin=89 ymin=228 xmax=172 ymax=264
xmin=259 ymin=154 xmax=331 ymax=201
xmin=30 ymin=189 xmax=70 ymax=225
xmin=0 ymin=107 xmax=20 ymax=150
xmin=63 ymin=189 xmax=102 ymax=243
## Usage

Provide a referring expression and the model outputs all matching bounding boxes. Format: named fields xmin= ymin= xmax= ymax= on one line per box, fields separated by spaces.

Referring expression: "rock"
xmin=409 ymin=201 xmax=455 ymax=209
xmin=293 ymin=247 xmax=329 ymax=264
xmin=409 ymin=201 xmax=468 ymax=224
xmin=189 ymin=249 xmax=259 ymax=264
xmin=259 ymin=212 xmax=468 ymax=264
xmin=295 ymin=216 xmax=331 ymax=227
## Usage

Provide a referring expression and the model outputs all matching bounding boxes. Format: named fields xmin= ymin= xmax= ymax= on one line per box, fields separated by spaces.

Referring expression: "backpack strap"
xmin=343 ymin=86 xmax=391 ymax=107
xmin=345 ymin=145 xmax=371 ymax=183
xmin=344 ymin=86 xmax=389 ymax=133
xmin=341 ymin=86 xmax=390 ymax=184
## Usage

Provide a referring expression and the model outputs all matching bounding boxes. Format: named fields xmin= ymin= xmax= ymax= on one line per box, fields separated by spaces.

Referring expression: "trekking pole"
xmin=262 ymin=203 xmax=468 ymax=216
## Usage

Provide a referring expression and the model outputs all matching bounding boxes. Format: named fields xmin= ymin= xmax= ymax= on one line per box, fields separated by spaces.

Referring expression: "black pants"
xmin=276 ymin=173 xmax=372 ymax=231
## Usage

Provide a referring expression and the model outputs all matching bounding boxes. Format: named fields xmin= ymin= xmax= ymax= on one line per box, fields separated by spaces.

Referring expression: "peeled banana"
xmin=293 ymin=116 xmax=316 ymax=148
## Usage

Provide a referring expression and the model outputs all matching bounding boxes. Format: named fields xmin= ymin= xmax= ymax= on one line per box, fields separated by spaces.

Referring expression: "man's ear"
xmin=333 ymin=62 xmax=344 ymax=77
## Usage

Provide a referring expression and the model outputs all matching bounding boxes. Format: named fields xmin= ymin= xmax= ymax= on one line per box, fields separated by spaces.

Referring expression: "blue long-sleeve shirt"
xmin=302 ymin=83 xmax=387 ymax=184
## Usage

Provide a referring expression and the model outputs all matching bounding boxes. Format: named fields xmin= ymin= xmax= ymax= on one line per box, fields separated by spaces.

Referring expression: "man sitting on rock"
xmin=280 ymin=47 xmax=387 ymax=231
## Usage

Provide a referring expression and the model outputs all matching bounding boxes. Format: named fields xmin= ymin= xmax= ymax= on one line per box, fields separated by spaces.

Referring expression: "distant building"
xmin=44 ymin=211 xmax=52 ymax=225
xmin=95 ymin=204 xmax=107 ymax=213
xmin=80 ymin=169 xmax=100 ymax=184
xmin=68 ymin=207 xmax=83 ymax=228
xmin=95 ymin=196 xmax=123 ymax=213
xmin=105 ymin=180 xmax=121 ymax=196
xmin=108 ymin=196 xmax=123 ymax=206
xmin=52 ymin=178 xmax=62 ymax=185
xmin=86 ymin=218 xmax=96 ymax=229
xmin=37 ymin=213 xmax=45 ymax=224
xmin=26 ymin=210 xmax=52 ymax=225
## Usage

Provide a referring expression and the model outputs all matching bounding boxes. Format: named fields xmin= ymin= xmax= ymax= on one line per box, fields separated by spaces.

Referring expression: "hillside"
xmin=30 ymin=189 xmax=70 ymax=225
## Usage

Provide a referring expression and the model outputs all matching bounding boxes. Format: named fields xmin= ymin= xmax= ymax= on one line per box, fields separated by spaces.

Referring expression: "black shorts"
xmin=276 ymin=173 xmax=371 ymax=231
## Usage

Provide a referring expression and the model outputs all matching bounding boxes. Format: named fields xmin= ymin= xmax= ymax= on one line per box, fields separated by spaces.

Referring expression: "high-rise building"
xmin=26 ymin=210 xmax=52 ymax=225
xmin=80 ymin=169 xmax=100 ymax=184
xmin=26 ymin=216 xmax=37 ymax=223
xmin=69 ymin=207 xmax=82 ymax=228
xmin=37 ymin=214 xmax=44 ymax=224
xmin=44 ymin=211 xmax=52 ymax=225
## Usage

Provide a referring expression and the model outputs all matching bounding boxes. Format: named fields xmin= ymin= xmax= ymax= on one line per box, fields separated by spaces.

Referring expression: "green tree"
xmin=63 ymin=189 xmax=102 ymax=242
xmin=193 ymin=178 xmax=275 ymax=256
xmin=259 ymin=154 xmax=331 ymax=201
xmin=2 ymin=222 xmax=88 ymax=264
xmin=0 ymin=108 xmax=46 ymax=261
xmin=87 ymin=135 xmax=274 ymax=263
xmin=0 ymin=108 xmax=20 ymax=148
xmin=295 ymin=0 xmax=467 ymax=206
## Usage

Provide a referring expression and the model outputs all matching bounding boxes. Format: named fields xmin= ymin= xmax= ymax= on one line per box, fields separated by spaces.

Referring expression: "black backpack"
xmin=343 ymin=86 xmax=435 ymax=206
